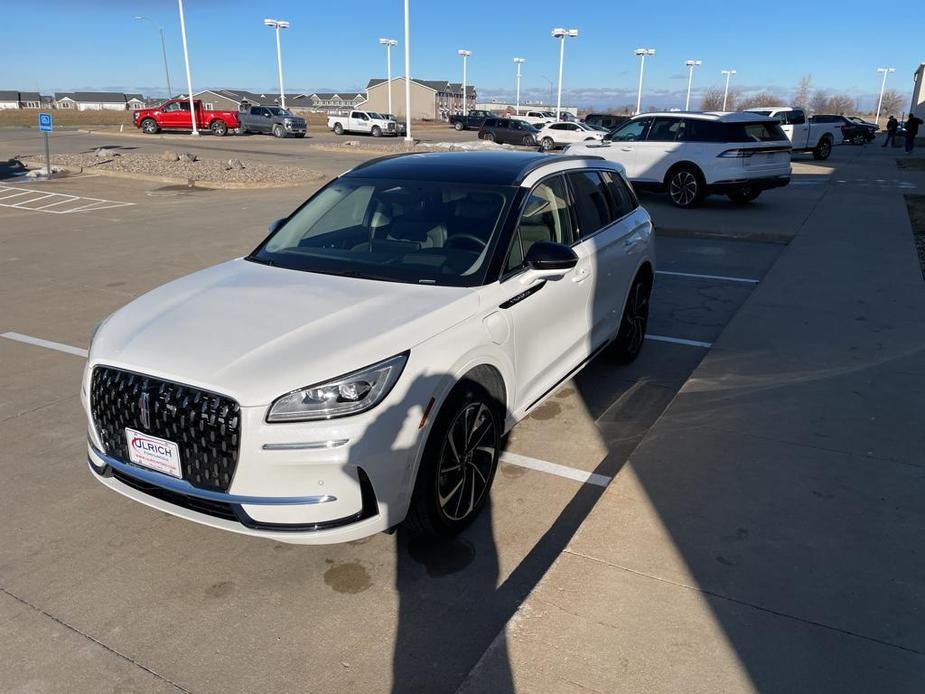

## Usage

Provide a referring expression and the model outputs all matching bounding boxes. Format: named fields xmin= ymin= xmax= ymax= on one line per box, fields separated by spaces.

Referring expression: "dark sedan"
xmin=477 ymin=118 xmax=539 ymax=146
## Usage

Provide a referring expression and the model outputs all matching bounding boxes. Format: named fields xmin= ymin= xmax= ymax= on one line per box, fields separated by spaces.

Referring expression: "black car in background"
xmin=449 ymin=109 xmax=494 ymax=131
xmin=478 ymin=118 xmax=539 ymax=146
xmin=810 ymin=114 xmax=875 ymax=144
xmin=584 ymin=113 xmax=630 ymax=131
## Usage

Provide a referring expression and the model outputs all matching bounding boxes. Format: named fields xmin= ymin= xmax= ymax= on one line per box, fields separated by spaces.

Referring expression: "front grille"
xmin=91 ymin=366 xmax=241 ymax=492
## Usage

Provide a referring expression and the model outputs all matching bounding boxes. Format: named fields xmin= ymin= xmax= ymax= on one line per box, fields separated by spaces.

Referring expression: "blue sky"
xmin=2 ymin=0 xmax=919 ymax=109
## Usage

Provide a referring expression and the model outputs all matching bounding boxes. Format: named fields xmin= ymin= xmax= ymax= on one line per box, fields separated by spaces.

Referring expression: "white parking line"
xmin=0 ymin=185 xmax=134 ymax=215
xmin=0 ymin=332 xmax=88 ymax=357
xmin=657 ymin=270 xmax=759 ymax=284
xmin=646 ymin=334 xmax=713 ymax=348
xmin=500 ymin=452 xmax=612 ymax=487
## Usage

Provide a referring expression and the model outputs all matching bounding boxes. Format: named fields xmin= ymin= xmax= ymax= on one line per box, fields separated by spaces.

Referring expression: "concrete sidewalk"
xmin=461 ymin=147 xmax=925 ymax=692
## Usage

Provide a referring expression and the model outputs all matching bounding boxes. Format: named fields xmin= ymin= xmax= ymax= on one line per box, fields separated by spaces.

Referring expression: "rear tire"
xmin=333 ymin=122 xmax=344 ymax=135
xmin=140 ymin=118 xmax=159 ymax=134
xmin=727 ymin=186 xmax=762 ymax=204
xmin=541 ymin=137 xmax=555 ymax=151
xmin=210 ymin=120 xmax=228 ymax=137
xmin=813 ymin=137 xmax=832 ymax=160
xmin=454 ymin=121 xmax=464 ymax=131
xmin=609 ymin=272 xmax=652 ymax=364
xmin=484 ymin=132 xmax=496 ymax=143
xmin=403 ymin=380 xmax=501 ymax=537
xmin=667 ymin=165 xmax=705 ymax=208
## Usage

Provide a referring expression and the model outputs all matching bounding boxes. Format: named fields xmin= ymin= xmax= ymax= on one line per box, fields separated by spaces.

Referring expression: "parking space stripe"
xmin=0 ymin=185 xmax=133 ymax=215
xmin=0 ymin=332 xmax=88 ymax=358
xmin=500 ymin=452 xmax=612 ymax=487
xmin=645 ymin=334 xmax=713 ymax=348
xmin=657 ymin=270 xmax=759 ymax=284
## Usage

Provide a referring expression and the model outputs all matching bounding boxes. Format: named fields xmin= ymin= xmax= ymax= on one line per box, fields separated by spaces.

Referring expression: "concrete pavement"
xmin=459 ymin=145 xmax=925 ymax=691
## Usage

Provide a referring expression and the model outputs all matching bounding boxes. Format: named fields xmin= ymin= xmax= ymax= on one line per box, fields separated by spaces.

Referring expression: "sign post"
xmin=38 ymin=112 xmax=53 ymax=178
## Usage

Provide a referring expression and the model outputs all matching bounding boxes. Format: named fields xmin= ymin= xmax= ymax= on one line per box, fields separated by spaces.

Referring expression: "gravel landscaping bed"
xmin=18 ymin=149 xmax=326 ymax=188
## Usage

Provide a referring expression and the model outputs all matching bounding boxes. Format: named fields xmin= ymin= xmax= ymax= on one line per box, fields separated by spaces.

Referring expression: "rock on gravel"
xmin=178 ymin=151 xmax=199 ymax=162
xmin=38 ymin=152 xmax=324 ymax=187
xmin=161 ymin=150 xmax=180 ymax=161
xmin=225 ymin=158 xmax=245 ymax=170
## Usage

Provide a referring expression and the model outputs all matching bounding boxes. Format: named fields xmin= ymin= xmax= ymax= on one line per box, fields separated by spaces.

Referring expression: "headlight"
xmin=267 ymin=352 xmax=408 ymax=422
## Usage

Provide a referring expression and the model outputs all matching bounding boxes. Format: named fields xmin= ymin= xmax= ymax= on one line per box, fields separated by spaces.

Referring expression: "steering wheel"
xmin=445 ymin=234 xmax=487 ymax=252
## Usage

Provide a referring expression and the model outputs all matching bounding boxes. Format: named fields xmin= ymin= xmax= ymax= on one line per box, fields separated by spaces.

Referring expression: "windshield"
xmin=367 ymin=112 xmax=384 ymax=119
xmin=249 ymin=178 xmax=513 ymax=287
xmin=266 ymin=107 xmax=292 ymax=117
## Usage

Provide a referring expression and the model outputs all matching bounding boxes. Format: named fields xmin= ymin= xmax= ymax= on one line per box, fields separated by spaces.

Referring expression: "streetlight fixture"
xmin=403 ymin=0 xmax=412 ymax=142
xmin=458 ymin=49 xmax=471 ymax=117
xmin=379 ymin=38 xmax=398 ymax=116
xmin=552 ymin=28 xmax=578 ymax=120
xmin=176 ymin=0 xmax=197 ymax=135
xmin=134 ymin=16 xmax=173 ymax=97
xmin=514 ymin=57 xmax=525 ymax=115
xmin=633 ymin=48 xmax=655 ymax=115
xmin=264 ymin=18 xmax=290 ymax=110
xmin=721 ymin=69 xmax=736 ymax=111
xmin=875 ymin=67 xmax=896 ymax=127
xmin=684 ymin=59 xmax=701 ymax=111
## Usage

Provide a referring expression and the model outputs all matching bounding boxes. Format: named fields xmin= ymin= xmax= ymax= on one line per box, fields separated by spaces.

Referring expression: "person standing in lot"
xmin=905 ymin=114 xmax=923 ymax=153
xmin=882 ymin=115 xmax=898 ymax=148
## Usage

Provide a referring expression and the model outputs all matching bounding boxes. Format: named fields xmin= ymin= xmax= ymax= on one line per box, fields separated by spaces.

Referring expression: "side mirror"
xmin=522 ymin=241 xmax=578 ymax=283
xmin=268 ymin=218 xmax=286 ymax=234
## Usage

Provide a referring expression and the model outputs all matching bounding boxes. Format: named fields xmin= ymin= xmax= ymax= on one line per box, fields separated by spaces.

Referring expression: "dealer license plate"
xmin=125 ymin=427 xmax=183 ymax=479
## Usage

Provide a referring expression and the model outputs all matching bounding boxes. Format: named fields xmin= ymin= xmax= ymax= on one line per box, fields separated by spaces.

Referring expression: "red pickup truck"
xmin=133 ymin=99 xmax=240 ymax=136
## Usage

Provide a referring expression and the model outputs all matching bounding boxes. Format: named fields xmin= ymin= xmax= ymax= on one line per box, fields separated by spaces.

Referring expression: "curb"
xmin=19 ymin=159 xmax=321 ymax=190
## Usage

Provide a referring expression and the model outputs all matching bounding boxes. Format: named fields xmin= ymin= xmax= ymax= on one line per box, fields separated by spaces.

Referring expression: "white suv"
xmin=535 ymin=121 xmax=605 ymax=151
xmin=83 ymin=151 xmax=655 ymax=544
xmin=566 ymin=112 xmax=791 ymax=208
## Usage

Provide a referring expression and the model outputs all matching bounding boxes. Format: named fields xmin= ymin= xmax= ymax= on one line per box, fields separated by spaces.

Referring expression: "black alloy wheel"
xmin=610 ymin=274 xmax=651 ymax=363
xmin=667 ymin=166 xmax=704 ymax=208
xmin=813 ymin=138 xmax=832 ymax=160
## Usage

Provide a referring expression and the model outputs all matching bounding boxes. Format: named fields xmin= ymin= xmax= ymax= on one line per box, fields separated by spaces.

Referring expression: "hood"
xmin=92 ymin=259 xmax=476 ymax=405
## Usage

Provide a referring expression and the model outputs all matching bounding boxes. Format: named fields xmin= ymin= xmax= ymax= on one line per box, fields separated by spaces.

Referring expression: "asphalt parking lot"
xmin=7 ymin=136 xmax=897 ymax=691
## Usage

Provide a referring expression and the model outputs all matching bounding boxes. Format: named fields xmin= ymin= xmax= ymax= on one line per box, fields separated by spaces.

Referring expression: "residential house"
xmin=125 ymin=93 xmax=145 ymax=110
xmin=0 ymin=91 xmax=20 ymax=109
xmin=54 ymin=92 xmax=131 ymax=111
xmin=297 ymin=92 xmax=367 ymax=114
xmin=365 ymin=78 xmax=476 ymax=120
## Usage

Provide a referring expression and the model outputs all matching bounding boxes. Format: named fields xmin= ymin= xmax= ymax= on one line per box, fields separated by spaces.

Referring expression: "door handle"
xmin=572 ymin=268 xmax=591 ymax=283
xmin=620 ymin=147 xmax=633 ymax=152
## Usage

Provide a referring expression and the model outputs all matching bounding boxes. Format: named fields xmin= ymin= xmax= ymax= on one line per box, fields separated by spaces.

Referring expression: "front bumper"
xmin=285 ymin=122 xmax=307 ymax=134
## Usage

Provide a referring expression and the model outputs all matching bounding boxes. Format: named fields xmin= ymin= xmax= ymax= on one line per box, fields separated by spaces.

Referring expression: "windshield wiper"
xmin=245 ymin=255 xmax=275 ymax=267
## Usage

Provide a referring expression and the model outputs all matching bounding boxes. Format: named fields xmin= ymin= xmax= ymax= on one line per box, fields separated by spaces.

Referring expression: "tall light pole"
xmin=721 ymin=69 xmax=736 ymax=111
xmin=134 ymin=16 xmax=173 ymax=97
xmin=379 ymin=38 xmax=398 ymax=115
xmin=552 ymin=28 xmax=578 ymax=120
xmin=403 ymin=0 xmax=412 ymax=142
xmin=264 ymin=19 xmax=289 ymax=110
xmin=458 ymin=49 xmax=471 ymax=116
xmin=634 ymin=48 xmax=655 ymax=115
xmin=176 ymin=0 xmax=197 ymax=135
xmin=514 ymin=57 xmax=525 ymax=115
xmin=875 ymin=67 xmax=896 ymax=127
xmin=684 ymin=59 xmax=701 ymax=111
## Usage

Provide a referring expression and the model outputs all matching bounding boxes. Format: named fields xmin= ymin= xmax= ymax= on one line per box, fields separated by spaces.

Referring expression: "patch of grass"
xmin=0 ymin=109 xmax=133 ymax=128
xmin=897 ymin=158 xmax=925 ymax=171
xmin=906 ymin=195 xmax=925 ymax=280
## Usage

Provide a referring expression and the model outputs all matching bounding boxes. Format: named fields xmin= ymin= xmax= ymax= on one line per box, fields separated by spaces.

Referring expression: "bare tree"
xmin=738 ymin=91 xmax=783 ymax=109
xmin=701 ymin=86 xmax=741 ymax=111
xmin=826 ymin=93 xmax=854 ymax=115
xmin=809 ymin=89 xmax=830 ymax=114
xmin=794 ymin=74 xmax=812 ymax=108
xmin=880 ymin=89 xmax=904 ymax=117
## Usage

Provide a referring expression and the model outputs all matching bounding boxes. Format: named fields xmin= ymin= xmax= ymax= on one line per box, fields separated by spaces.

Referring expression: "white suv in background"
xmin=535 ymin=121 xmax=606 ymax=150
xmin=565 ymin=112 xmax=792 ymax=208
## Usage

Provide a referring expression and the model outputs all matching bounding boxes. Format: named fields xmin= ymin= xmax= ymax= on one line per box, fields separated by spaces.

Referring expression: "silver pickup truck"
xmin=239 ymin=106 xmax=306 ymax=138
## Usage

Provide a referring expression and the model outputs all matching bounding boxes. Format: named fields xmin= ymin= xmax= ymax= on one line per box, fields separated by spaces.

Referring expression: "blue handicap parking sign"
xmin=39 ymin=112 xmax=53 ymax=132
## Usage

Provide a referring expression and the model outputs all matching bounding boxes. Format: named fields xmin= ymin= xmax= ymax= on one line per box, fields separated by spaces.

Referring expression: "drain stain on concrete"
xmin=324 ymin=562 xmax=372 ymax=594
xmin=500 ymin=462 xmax=527 ymax=480
xmin=205 ymin=581 xmax=234 ymax=598
xmin=530 ymin=401 xmax=561 ymax=420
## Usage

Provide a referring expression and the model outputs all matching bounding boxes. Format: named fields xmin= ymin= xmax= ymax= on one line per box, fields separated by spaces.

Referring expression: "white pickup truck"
xmin=518 ymin=110 xmax=557 ymax=127
xmin=745 ymin=107 xmax=841 ymax=160
xmin=328 ymin=110 xmax=398 ymax=137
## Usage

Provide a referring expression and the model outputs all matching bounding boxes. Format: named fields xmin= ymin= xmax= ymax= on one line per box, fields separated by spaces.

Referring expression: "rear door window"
xmin=567 ymin=171 xmax=613 ymax=237
xmin=601 ymin=171 xmax=638 ymax=219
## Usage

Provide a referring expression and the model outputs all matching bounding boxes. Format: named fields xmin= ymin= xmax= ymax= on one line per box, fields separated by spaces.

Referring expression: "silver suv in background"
xmin=238 ymin=106 xmax=307 ymax=138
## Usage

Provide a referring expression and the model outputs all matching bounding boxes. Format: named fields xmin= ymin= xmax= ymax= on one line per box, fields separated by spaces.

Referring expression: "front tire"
xmin=541 ymin=137 xmax=555 ymax=151
xmin=371 ymin=125 xmax=382 ymax=137
xmin=140 ymin=118 xmax=159 ymax=134
xmin=272 ymin=124 xmax=285 ymax=138
xmin=813 ymin=137 xmax=832 ymax=160
xmin=610 ymin=272 xmax=652 ymax=363
xmin=454 ymin=121 xmax=464 ymax=131
xmin=667 ymin=165 xmax=705 ymax=208
xmin=403 ymin=381 xmax=501 ymax=537
xmin=210 ymin=120 xmax=228 ymax=137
